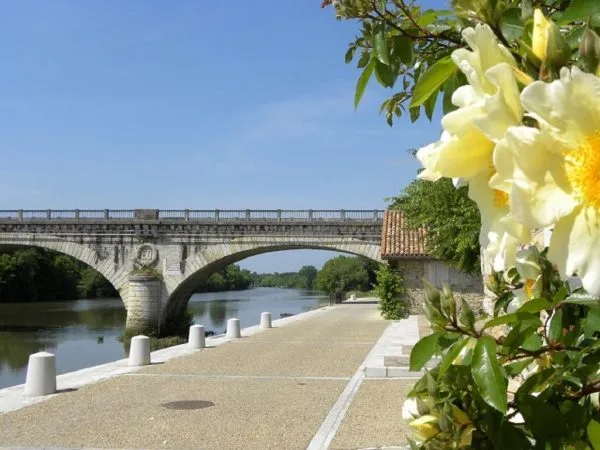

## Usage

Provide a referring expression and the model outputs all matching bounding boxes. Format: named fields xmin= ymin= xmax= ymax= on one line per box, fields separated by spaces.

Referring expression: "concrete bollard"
xmin=129 ymin=335 xmax=151 ymax=366
xmin=24 ymin=352 xmax=56 ymax=396
xmin=226 ymin=318 xmax=241 ymax=338
xmin=260 ymin=312 xmax=272 ymax=329
xmin=188 ymin=324 xmax=206 ymax=349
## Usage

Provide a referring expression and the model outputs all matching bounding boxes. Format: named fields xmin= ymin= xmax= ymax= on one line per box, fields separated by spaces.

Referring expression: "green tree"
xmin=298 ymin=265 xmax=318 ymax=289
xmin=315 ymin=256 xmax=373 ymax=294
xmin=195 ymin=264 xmax=254 ymax=293
xmin=374 ymin=264 xmax=409 ymax=319
xmin=389 ymin=176 xmax=481 ymax=274
xmin=78 ymin=266 xmax=118 ymax=298
xmin=0 ymin=248 xmax=116 ymax=302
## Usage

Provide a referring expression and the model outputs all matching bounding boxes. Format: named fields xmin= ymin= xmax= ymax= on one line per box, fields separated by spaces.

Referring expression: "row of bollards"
xmin=23 ymin=311 xmax=274 ymax=397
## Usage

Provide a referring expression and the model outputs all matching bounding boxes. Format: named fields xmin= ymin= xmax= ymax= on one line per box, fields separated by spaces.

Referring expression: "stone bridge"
xmin=0 ymin=209 xmax=384 ymax=333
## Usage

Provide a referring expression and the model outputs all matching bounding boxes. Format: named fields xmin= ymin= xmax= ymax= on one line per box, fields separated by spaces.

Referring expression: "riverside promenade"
xmin=0 ymin=302 xmax=422 ymax=450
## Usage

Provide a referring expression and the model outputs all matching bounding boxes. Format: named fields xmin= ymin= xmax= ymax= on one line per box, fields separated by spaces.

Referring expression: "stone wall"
xmin=392 ymin=258 xmax=484 ymax=315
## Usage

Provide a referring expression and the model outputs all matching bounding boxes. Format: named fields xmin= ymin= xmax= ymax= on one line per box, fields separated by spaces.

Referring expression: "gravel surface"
xmin=0 ymin=375 xmax=346 ymax=449
xmin=142 ymin=340 xmax=375 ymax=378
xmin=0 ymin=303 xmax=388 ymax=449
xmin=329 ymin=379 xmax=415 ymax=450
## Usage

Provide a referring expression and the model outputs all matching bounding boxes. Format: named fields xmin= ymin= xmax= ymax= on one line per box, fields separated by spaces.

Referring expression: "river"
xmin=0 ymin=288 xmax=328 ymax=389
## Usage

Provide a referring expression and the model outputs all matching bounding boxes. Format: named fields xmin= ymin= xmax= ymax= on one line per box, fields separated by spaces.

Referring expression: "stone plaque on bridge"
xmin=136 ymin=244 xmax=158 ymax=268
xmin=134 ymin=209 xmax=159 ymax=220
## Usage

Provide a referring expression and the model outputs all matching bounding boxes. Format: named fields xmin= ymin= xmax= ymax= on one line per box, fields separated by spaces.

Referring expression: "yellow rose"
xmin=490 ymin=67 xmax=600 ymax=296
xmin=415 ymin=24 xmax=528 ymax=272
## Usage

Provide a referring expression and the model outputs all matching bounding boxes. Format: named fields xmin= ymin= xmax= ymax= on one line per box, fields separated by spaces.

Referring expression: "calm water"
xmin=0 ymin=288 xmax=327 ymax=389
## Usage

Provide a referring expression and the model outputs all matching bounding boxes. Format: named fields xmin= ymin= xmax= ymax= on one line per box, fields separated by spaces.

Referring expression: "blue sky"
xmin=0 ymin=1 xmax=444 ymax=272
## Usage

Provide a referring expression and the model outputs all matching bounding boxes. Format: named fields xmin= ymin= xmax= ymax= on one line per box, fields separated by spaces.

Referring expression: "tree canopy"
xmin=315 ymin=255 xmax=379 ymax=294
xmin=388 ymin=176 xmax=482 ymax=274
xmin=0 ymin=248 xmax=117 ymax=302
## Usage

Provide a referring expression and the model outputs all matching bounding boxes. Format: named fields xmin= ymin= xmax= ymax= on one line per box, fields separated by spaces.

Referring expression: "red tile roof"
xmin=381 ymin=210 xmax=430 ymax=259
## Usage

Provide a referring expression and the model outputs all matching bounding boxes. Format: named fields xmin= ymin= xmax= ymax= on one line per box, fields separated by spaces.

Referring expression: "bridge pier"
xmin=125 ymin=274 xmax=163 ymax=334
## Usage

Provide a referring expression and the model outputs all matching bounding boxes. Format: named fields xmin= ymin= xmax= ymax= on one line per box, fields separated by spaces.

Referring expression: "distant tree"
xmin=78 ymin=266 xmax=118 ymax=298
xmin=0 ymin=248 xmax=117 ymax=302
xmin=298 ymin=265 xmax=318 ymax=290
xmin=315 ymin=256 xmax=372 ymax=294
xmin=195 ymin=264 xmax=254 ymax=293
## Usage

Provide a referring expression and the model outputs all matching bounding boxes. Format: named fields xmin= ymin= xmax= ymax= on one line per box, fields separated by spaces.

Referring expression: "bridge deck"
xmin=0 ymin=304 xmax=416 ymax=449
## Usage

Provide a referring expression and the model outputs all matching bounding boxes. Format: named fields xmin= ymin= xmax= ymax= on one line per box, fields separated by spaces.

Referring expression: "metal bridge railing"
xmin=0 ymin=209 xmax=385 ymax=222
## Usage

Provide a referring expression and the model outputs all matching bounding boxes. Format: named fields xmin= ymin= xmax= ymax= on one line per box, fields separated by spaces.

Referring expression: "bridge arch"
xmin=164 ymin=237 xmax=382 ymax=319
xmin=0 ymin=233 xmax=125 ymax=303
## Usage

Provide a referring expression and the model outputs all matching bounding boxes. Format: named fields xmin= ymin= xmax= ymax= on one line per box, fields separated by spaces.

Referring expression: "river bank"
xmin=0 ymin=303 xmax=420 ymax=450
xmin=0 ymin=288 xmax=328 ymax=389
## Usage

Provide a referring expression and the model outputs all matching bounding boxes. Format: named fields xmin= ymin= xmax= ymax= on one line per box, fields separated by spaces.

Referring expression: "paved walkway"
xmin=0 ymin=303 xmax=422 ymax=450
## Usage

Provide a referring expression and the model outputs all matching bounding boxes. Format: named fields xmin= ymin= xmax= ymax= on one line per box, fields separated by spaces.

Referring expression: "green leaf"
xmin=438 ymin=336 xmax=473 ymax=376
xmin=517 ymin=298 xmax=551 ymax=313
xmin=585 ymin=308 xmax=600 ymax=338
xmin=582 ymin=349 xmax=600 ymax=364
xmin=345 ymin=45 xmax=356 ymax=64
xmin=422 ymin=278 xmax=442 ymax=311
xmin=564 ymin=293 xmax=600 ymax=305
xmin=440 ymin=283 xmax=456 ymax=319
xmin=354 ymin=60 xmax=374 ymax=109
xmin=436 ymin=331 xmax=461 ymax=350
xmin=392 ymin=36 xmax=413 ymax=65
xmin=518 ymin=394 xmax=568 ymax=439
xmin=548 ymin=308 xmax=564 ymax=344
xmin=521 ymin=332 xmax=543 ymax=351
xmin=504 ymin=357 xmax=534 ymax=377
xmin=459 ymin=298 xmax=475 ymax=331
xmin=374 ymin=30 xmax=390 ymax=66
xmin=441 ymin=73 xmax=459 ymax=115
xmin=483 ymin=312 xmax=539 ymax=330
xmin=517 ymin=368 xmax=555 ymax=396
xmin=423 ymin=300 xmax=446 ymax=328
xmin=561 ymin=401 xmax=591 ymax=436
xmin=588 ymin=419 xmax=600 ymax=450
xmin=374 ymin=60 xmax=396 ymax=88
xmin=410 ymin=57 xmax=458 ymax=108
xmin=550 ymin=286 xmax=567 ymax=309
xmin=356 ymin=51 xmax=370 ymax=69
xmin=471 ymin=336 xmax=507 ymax=414
xmin=410 ymin=332 xmax=443 ymax=371
xmin=501 ymin=8 xmax=525 ymax=41
xmin=521 ymin=0 xmax=533 ymax=21
xmin=409 ymin=106 xmax=421 ymax=122
xmin=503 ymin=319 xmax=539 ymax=354
xmin=567 ymin=25 xmax=586 ymax=50
xmin=426 ymin=371 xmax=438 ymax=397
xmin=559 ymin=0 xmax=600 ymax=25
xmin=424 ymin=88 xmax=439 ymax=121
xmin=417 ymin=9 xmax=440 ymax=27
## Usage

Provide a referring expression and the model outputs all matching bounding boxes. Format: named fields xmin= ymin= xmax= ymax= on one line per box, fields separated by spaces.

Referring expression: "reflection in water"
xmin=0 ymin=288 xmax=327 ymax=389
xmin=0 ymin=299 xmax=127 ymax=380
xmin=209 ymin=301 xmax=228 ymax=328
xmin=0 ymin=333 xmax=52 ymax=372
